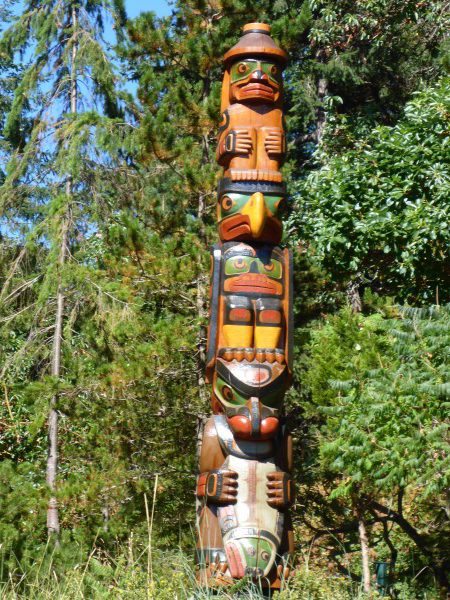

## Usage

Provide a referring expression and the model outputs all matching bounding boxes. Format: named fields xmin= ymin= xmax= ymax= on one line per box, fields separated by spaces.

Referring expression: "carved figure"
xmin=196 ymin=413 xmax=294 ymax=585
xmin=217 ymin=22 xmax=288 ymax=184
xmin=206 ymin=241 xmax=293 ymax=379
xmin=195 ymin=23 xmax=294 ymax=590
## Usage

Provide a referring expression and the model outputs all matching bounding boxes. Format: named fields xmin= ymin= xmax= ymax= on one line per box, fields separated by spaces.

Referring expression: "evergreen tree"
xmin=0 ymin=0 xmax=127 ymax=549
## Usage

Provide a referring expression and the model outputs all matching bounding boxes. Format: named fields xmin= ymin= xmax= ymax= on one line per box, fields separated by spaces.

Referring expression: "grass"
xmin=0 ymin=492 xmax=441 ymax=600
xmin=0 ymin=544 xmax=441 ymax=600
xmin=0 ymin=552 xmax=357 ymax=599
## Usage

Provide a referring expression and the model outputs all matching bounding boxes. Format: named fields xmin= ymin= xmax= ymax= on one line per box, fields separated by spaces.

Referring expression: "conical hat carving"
xmin=223 ymin=23 xmax=288 ymax=66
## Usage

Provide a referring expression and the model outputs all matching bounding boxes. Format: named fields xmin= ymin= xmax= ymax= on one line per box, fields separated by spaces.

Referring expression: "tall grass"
xmin=0 ymin=495 xmax=441 ymax=599
xmin=0 ymin=547 xmax=354 ymax=599
xmin=1 ymin=543 xmax=440 ymax=599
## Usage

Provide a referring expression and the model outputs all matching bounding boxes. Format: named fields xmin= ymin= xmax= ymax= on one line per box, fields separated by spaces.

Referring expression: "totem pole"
xmin=196 ymin=23 xmax=294 ymax=589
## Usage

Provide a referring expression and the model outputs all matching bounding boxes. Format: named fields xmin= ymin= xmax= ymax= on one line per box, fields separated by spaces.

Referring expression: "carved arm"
xmin=264 ymin=128 xmax=285 ymax=156
xmin=217 ymin=128 xmax=253 ymax=163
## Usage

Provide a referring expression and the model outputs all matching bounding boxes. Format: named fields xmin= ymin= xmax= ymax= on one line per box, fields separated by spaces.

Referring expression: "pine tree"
xmin=0 ymin=0 xmax=127 ymax=545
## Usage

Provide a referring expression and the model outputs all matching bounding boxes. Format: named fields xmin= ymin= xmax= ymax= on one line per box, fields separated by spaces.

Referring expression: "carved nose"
xmin=250 ymin=70 xmax=268 ymax=81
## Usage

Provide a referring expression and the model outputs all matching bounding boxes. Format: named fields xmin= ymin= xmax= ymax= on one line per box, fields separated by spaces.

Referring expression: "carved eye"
xmin=238 ymin=63 xmax=248 ymax=74
xmin=270 ymin=65 xmax=278 ymax=76
xmin=264 ymin=262 xmax=275 ymax=272
xmin=233 ymin=258 xmax=246 ymax=269
xmin=276 ymin=199 xmax=287 ymax=214
xmin=261 ymin=550 xmax=270 ymax=561
xmin=222 ymin=386 xmax=234 ymax=402
xmin=221 ymin=196 xmax=233 ymax=211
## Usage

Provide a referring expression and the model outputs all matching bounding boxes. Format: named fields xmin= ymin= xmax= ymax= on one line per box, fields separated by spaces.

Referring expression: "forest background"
xmin=0 ymin=0 xmax=449 ymax=598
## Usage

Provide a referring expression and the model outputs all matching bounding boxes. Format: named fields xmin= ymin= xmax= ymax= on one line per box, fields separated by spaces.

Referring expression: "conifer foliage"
xmin=0 ymin=0 xmax=128 ymax=548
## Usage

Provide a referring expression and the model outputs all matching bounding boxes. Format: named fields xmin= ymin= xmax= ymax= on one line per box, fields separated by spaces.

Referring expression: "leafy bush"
xmin=299 ymin=303 xmax=450 ymax=589
xmin=291 ymin=79 xmax=450 ymax=301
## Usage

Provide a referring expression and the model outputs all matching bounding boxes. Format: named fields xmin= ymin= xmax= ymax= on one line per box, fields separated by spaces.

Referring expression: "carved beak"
xmin=246 ymin=397 xmax=261 ymax=438
xmin=241 ymin=192 xmax=268 ymax=238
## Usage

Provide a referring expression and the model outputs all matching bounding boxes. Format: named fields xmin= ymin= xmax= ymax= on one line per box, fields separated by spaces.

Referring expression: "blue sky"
xmin=127 ymin=0 xmax=172 ymax=18
xmin=7 ymin=0 xmax=172 ymax=23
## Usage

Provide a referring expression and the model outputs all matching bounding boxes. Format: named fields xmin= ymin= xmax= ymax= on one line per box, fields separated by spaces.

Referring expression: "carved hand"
xmin=264 ymin=129 xmax=285 ymax=156
xmin=225 ymin=129 xmax=252 ymax=155
xmin=266 ymin=471 xmax=294 ymax=509
xmin=210 ymin=558 xmax=229 ymax=576
xmin=197 ymin=469 xmax=238 ymax=504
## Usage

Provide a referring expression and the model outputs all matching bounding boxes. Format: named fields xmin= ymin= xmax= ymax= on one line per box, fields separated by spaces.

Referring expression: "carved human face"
xmin=218 ymin=191 xmax=286 ymax=243
xmin=222 ymin=244 xmax=284 ymax=297
xmin=229 ymin=58 xmax=282 ymax=104
xmin=213 ymin=358 xmax=287 ymax=440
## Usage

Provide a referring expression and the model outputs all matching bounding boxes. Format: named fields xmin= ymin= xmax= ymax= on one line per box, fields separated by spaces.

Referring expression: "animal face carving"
xmin=229 ymin=59 xmax=282 ymax=104
xmin=218 ymin=244 xmax=286 ymax=353
xmin=213 ymin=358 xmax=287 ymax=439
xmin=218 ymin=191 xmax=285 ymax=243
xmin=223 ymin=244 xmax=284 ymax=297
xmin=224 ymin=537 xmax=276 ymax=578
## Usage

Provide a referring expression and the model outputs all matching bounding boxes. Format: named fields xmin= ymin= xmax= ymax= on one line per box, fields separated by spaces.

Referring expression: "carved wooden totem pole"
xmin=196 ymin=23 xmax=294 ymax=589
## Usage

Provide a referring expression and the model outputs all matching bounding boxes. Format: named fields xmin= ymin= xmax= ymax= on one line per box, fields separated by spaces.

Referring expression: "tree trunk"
xmin=315 ymin=77 xmax=328 ymax=144
xmin=370 ymin=499 xmax=449 ymax=591
xmin=46 ymin=202 xmax=70 ymax=539
xmin=46 ymin=4 xmax=77 ymax=541
xmin=102 ymin=504 xmax=109 ymax=533
xmin=358 ymin=517 xmax=371 ymax=593
xmin=347 ymin=278 xmax=362 ymax=313
xmin=381 ymin=519 xmax=397 ymax=585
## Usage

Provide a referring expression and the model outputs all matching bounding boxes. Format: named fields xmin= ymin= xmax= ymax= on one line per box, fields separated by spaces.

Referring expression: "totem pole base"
xmin=196 ymin=564 xmax=292 ymax=591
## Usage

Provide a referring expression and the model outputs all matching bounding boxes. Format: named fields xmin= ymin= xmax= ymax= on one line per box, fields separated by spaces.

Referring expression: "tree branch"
xmin=369 ymin=500 xmax=449 ymax=589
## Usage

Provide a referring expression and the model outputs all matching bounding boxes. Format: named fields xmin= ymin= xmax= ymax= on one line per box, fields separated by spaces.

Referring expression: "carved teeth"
xmin=265 ymin=349 xmax=275 ymax=363
xmin=219 ymin=347 xmax=285 ymax=364
xmin=275 ymin=349 xmax=285 ymax=364
xmin=255 ymin=349 xmax=265 ymax=362
xmin=234 ymin=348 xmax=245 ymax=361
xmin=244 ymin=348 xmax=255 ymax=361
xmin=219 ymin=347 xmax=234 ymax=361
